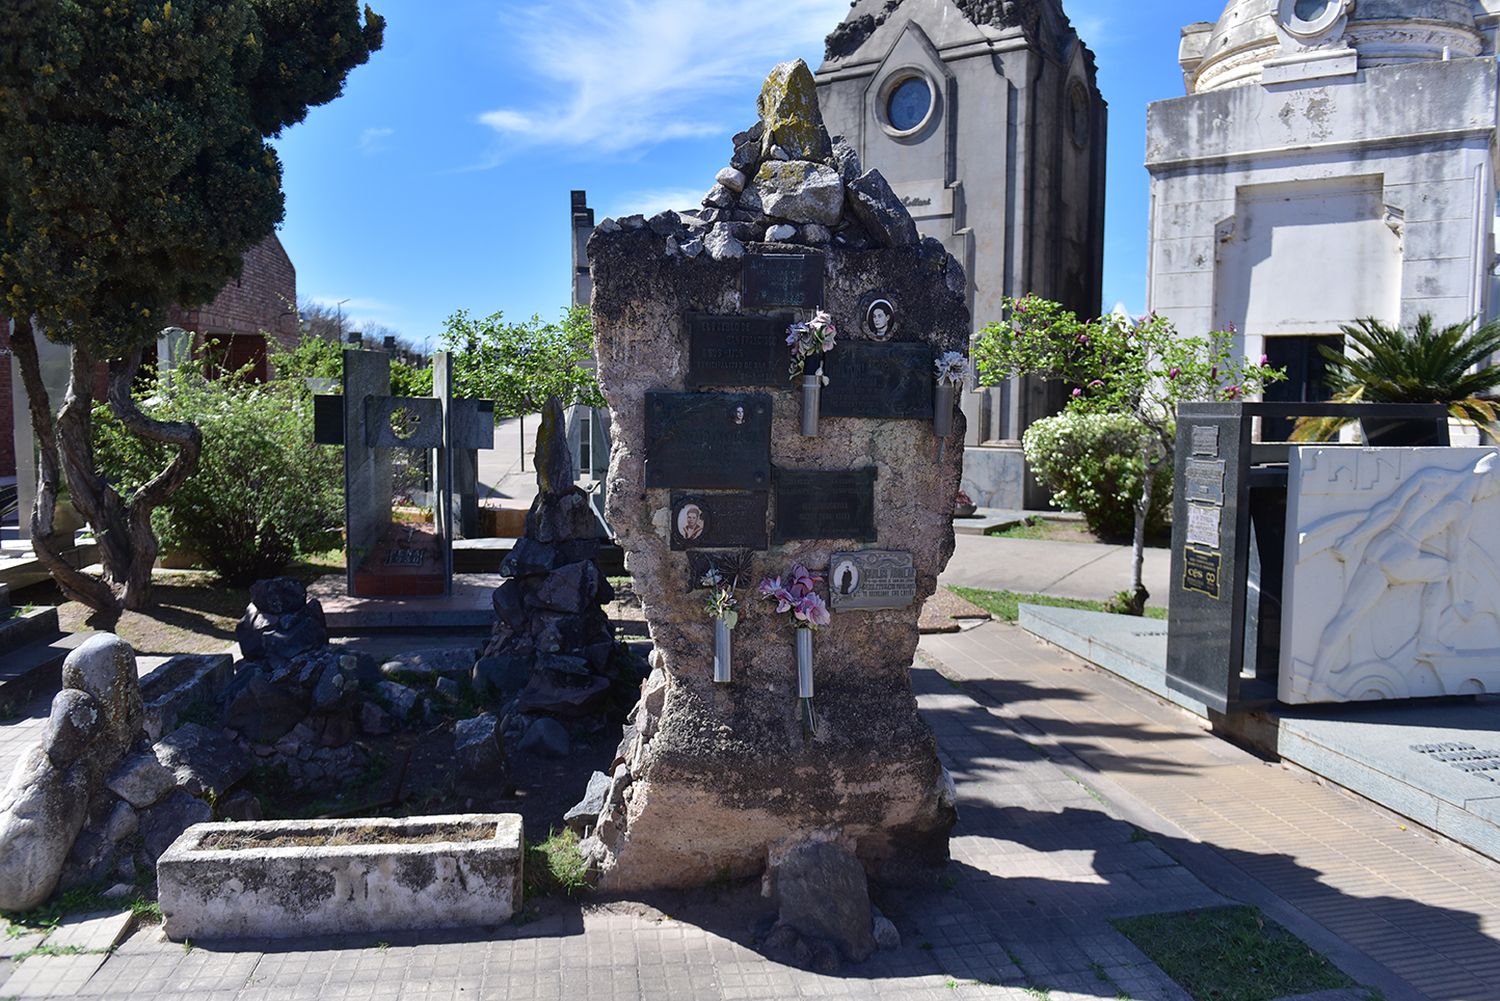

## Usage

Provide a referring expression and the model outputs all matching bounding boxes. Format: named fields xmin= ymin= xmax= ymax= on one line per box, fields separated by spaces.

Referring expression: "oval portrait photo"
xmin=676 ymin=502 xmax=708 ymax=542
xmin=833 ymin=559 xmax=861 ymax=596
xmin=865 ymin=298 xmax=895 ymax=341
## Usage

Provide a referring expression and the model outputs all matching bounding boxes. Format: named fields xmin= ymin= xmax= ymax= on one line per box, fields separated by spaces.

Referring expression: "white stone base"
xmin=157 ymin=815 xmax=523 ymax=940
xmin=1280 ymin=447 xmax=1500 ymax=704
xmin=961 ymin=445 xmax=1026 ymax=511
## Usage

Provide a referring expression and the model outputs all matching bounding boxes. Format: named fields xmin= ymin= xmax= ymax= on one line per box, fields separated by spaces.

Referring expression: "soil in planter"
xmin=199 ymin=821 xmax=498 ymax=851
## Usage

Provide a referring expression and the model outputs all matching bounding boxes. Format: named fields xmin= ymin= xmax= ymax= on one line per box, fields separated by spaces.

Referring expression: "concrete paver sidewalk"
xmin=941 ymin=534 xmax=1173 ymax=605
xmin=924 ymin=623 xmax=1500 ymax=1001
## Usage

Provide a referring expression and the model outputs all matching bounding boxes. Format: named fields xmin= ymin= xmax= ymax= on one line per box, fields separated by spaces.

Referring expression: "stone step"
xmin=0 ymin=629 xmax=97 ymax=713
xmin=0 ymin=605 xmax=60 ymax=657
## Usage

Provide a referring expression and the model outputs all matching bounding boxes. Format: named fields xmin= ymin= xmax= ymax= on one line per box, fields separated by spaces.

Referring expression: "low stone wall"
xmin=157 ymin=814 xmax=524 ymax=940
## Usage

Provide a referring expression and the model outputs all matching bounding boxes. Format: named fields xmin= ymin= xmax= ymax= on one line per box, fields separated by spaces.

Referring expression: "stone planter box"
xmin=139 ymin=653 xmax=234 ymax=741
xmin=157 ymin=814 xmax=524 ymax=940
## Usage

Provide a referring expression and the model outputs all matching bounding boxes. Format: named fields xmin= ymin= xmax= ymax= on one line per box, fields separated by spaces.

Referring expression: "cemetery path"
xmin=923 ymin=622 xmax=1500 ymax=1001
xmin=941 ymin=535 xmax=1174 ymax=604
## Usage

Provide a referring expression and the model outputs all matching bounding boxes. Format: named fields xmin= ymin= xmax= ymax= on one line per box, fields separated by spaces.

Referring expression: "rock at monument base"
xmin=236 ymin=578 xmax=328 ymax=666
xmin=106 ymin=752 xmax=178 ymax=809
xmin=564 ymin=770 xmax=612 ymax=833
xmin=222 ymin=666 xmax=308 ymax=743
xmin=43 ymin=689 xmax=104 ymax=767
xmin=153 ymin=723 xmax=252 ymax=799
xmin=140 ymin=791 xmax=213 ymax=863
xmin=766 ymin=840 xmax=875 ymax=963
xmin=60 ymin=634 xmax=144 ymax=765
xmin=518 ymin=717 xmax=571 ymax=758
xmin=473 ymin=655 xmax=530 ymax=699
xmin=0 ymin=747 xmax=92 ymax=911
xmin=454 ymin=714 xmax=507 ymax=794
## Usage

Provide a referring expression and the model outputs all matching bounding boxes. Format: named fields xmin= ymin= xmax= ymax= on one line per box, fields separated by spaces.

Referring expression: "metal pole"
xmin=519 ymin=415 xmax=525 ymax=471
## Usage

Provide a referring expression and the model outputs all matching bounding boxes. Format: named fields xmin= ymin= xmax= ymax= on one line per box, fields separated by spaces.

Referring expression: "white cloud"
xmin=477 ymin=0 xmax=850 ymax=156
xmin=359 ymin=127 xmax=395 ymax=155
xmin=609 ymin=186 xmax=707 ymax=219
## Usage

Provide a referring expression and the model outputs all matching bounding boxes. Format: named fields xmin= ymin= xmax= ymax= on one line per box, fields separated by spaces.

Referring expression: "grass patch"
xmin=524 ymin=828 xmax=590 ymax=899
xmin=1112 ymin=906 xmax=1355 ymax=1001
xmin=947 ymin=586 xmax=1168 ymax=624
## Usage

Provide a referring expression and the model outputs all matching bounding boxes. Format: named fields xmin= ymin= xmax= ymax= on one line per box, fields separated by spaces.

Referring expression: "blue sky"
xmin=273 ymin=0 xmax=1208 ymax=347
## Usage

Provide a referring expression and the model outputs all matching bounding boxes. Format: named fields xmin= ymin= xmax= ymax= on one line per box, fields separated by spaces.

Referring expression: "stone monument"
xmin=583 ymin=60 xmax=965 ymax=891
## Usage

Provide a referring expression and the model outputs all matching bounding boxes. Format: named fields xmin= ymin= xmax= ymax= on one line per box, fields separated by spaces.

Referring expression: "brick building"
xmin=3 ymin=234 xmax=297 ymax=480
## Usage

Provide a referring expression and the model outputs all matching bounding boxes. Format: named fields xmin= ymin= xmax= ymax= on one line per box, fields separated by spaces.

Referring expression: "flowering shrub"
xmin=1023 ymin=412 xmax=1173 ymax=542
xmin=757 ymin=563 xmax=831 ymax=628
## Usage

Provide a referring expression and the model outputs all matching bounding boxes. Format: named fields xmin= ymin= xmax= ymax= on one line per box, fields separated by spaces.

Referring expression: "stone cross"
xmin=314 ymin=350 xmax=494 ymax=598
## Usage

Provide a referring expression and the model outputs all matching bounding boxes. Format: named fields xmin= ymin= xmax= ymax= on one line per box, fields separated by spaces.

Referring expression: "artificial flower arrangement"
xmin=933 ymin=350 xmax=968 ymax=451
xmin=788 ymin=311 xmax=838 ymax=437
xmin=703 ymin=568 xmax=739 ymax=684
xmin=758 ymin=562 xmax=830 ymax=734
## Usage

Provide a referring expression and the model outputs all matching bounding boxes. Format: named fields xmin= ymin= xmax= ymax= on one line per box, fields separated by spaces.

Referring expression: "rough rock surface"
xmin=235 ymin=577 xmax=328 ymax=666
xmin=0 ymin=635 xmax=202 ymax=910
xmin=480 ymin=399 xmax=629 ymax=723
xmin=768 ymin=839 xmax=876 ymax=963
xmin=584 ymin=59 xmax=962 ymax=891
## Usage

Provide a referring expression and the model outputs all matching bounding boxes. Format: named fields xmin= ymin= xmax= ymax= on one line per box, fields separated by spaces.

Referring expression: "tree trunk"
xmin=56 ymin=345 xmax=133 ymax=585
xmin=107 ymin=349 xmax=203 ymax=610
xmin=8 ymin=320 xmax=121 ymax=616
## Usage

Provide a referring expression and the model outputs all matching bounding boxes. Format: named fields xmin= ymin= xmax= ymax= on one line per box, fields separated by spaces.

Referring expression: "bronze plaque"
xmin=819 ymin=342 xmax=935 ymax=419
xmin=685 ymin=314 xmax=789 ymax=388
xmin=743 ymin=253 xmax=825 ymax=309
xmin=773 ymin=468 xmax=877 ymax=543
xmin=645 ymin=392 xmax=772 ymax=490
xmin=670 ymin=492 xmax=769 ymax=551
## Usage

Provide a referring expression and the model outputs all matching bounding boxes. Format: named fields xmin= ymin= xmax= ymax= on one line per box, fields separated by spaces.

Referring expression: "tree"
xmin=0 ymin=0 xmax=384 ymax=616
xmin=974 ymin=297 xmax=1283 ymax=613
xmin=439 ymin=306 xmax=605 ymax=416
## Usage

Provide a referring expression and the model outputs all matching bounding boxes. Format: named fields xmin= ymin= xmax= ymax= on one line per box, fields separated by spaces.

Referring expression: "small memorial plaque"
xmin=1191 ymin=424 xmax=1220 ymax=457
xmin=743 ymin=253 xmax=825 ymax=309
xmin=829 ymin=551 xmax=916 ymax=611
xmin=1184 ymin=458 xmax=1227 ymax=507
xmin=820 ymin=343 xmax=935 ymax=419
xmin=687 ymin=550 xmax=756 ymax=590
xmin=645 ymin=392 xmax=772 ymax=490
xmin=685 ymin=314 xmax=788 ymax=388
xmin=1183 ymin=547 xmax=1222 ymax=600
xmin=1185 ymin=504 xmax=1221 ymax=550
xmin=774 ymin=468 xmax=878 ymax=543
xmin=670 ymin=492 xmax=769 ymax=551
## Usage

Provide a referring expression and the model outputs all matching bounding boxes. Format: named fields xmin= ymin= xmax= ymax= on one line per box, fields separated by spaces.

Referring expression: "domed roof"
xmin=1183 ymin=0 xmax=1490 ymax=93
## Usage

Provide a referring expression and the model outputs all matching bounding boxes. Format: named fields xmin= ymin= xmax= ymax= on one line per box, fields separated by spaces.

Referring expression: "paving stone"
xmin=41 ymin=910 xmax=136 ymax=952
xmin=0 ymin=951 xmax=108 ymax=998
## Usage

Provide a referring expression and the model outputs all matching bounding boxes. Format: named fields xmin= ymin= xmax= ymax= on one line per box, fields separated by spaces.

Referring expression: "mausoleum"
xmin=1148 ymin=0 xmax=1500 ymax=421
xmin=816 ymin=0 xmax=1107 ymax=508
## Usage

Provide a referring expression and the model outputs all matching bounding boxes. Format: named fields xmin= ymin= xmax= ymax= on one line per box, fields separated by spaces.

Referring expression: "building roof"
xmin=1181 ymin=0 xmax=1498 ymax=93
xmin=823 ymin=0 xmax=1082 ymax=65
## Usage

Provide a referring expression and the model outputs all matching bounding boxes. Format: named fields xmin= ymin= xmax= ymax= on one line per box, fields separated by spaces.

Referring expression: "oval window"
xmin=887 ymin=77 xmax=933 ymax=133
xmin=1294 ymin=0 xmax=1332 ymax=20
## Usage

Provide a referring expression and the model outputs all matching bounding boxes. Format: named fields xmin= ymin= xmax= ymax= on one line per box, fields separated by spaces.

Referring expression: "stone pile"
xmin=596 ymin=61 xmax=926 ymax=263
xmin=0 ymin=635 xmax=220 ymax=910
xmin=477 ymin=399 xmax=628 ymax=757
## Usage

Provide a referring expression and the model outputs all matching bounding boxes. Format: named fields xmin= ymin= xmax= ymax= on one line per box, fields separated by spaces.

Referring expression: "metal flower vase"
xmin=800 ymin=375 xmax=821 ymax=437
xmin=713 ymin=619 xmax=733 ymax=684
xmin=934 ymin=383 xmax=956 ymax=439
xmin=796 ymin=627 xmax=814 ymax=698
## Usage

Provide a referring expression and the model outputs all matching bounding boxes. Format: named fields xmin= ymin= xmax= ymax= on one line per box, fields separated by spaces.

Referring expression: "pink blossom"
xmin=1169 ymin=367 xmax=1181 ymax=379
xmin=1090 ymin=379 xmax=1103 ymax=388
xmin=1210 ymin=365 xmax=1219 ymax=382
xmin=1260 ymin=354 xmax=1270 ymax=367
xmin=1226 ymin=385 xmax=1242 ymax=400
xmin=1071 ymin=388 xmax=1083 ymax=398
